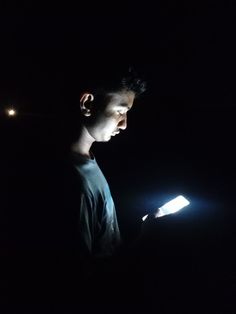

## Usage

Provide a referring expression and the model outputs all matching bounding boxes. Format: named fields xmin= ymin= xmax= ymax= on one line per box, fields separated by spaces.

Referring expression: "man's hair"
xmin=120 ymin=68 xmax=147 ymax=96
xmin=96 ymin=67 xmax=146 ymax=96
xmin=77 ymin=65 xmax=147 ymax=98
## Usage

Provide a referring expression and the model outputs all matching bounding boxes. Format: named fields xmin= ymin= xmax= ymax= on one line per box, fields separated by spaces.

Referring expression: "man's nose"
xmin=118 ymin=115 xmax=127 ymax=130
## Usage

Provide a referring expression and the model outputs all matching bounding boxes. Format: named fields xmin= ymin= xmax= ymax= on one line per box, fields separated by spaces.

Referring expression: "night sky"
xmin=1 ymin=2 xmax=236 ymax=313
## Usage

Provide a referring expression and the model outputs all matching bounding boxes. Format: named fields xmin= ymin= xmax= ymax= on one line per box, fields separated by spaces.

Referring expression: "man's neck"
xmin=71 ymin=126 xmax=94 ymax=159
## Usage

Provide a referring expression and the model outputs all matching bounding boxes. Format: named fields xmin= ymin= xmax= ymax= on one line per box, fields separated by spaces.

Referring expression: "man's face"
xmin=86 ymin=90 xmax=135 ymax=142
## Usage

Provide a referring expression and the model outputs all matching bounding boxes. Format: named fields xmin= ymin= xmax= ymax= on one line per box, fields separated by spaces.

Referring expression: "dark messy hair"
xmin=77 ymin=65 xmax=147 ymax=98
xmin=120 ymin=68 xmax=147 ymax=96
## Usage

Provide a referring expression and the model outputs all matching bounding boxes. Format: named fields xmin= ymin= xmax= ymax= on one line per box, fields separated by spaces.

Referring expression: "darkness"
xmin=0 ymin=2 xmax=236 ymax=313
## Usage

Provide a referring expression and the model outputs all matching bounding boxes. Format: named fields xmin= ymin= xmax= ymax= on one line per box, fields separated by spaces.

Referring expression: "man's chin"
xmin=97 ymin=136 xmax=111 ymax=142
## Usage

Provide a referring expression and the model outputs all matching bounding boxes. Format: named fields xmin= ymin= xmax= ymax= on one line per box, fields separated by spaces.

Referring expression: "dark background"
xmin=0 ymin=2 xmax=235 ymax=313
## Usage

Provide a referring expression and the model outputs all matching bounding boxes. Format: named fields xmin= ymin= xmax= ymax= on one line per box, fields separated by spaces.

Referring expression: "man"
xmin=62 ymin=66 xmax=146 ymax=261
xmin=38 ymin=66 xmax=146 ymax=309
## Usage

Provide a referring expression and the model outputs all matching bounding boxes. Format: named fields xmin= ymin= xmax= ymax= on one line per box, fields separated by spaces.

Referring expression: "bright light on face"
xmin=7 ymin=109 xmax=16 ymax=116
xmin=142 ymin=195 xmax=190 ymax=221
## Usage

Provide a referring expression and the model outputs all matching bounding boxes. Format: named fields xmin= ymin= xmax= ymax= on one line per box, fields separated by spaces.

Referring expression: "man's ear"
xmin=80 ymin=93 xmax=94 ymax=117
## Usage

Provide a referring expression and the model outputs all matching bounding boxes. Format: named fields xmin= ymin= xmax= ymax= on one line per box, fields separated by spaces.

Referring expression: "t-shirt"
xmin=66 ymin=151 xmax=121 ymax=258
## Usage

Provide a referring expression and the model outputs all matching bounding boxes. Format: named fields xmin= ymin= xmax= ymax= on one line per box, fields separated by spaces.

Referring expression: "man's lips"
xmin=111 ymin=131 xmax=120 ymax=136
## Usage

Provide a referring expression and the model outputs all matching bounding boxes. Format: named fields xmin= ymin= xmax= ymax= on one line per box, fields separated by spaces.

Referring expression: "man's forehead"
xmin=108 ymin=90 xmax=135 ymax=107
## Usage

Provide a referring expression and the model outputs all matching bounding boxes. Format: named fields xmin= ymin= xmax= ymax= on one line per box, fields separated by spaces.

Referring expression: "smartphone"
xmin=142 ymin=195 xmax=190 ymax=221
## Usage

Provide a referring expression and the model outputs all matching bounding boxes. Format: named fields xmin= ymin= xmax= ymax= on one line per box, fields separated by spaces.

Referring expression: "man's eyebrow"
xmin=118 ymin=103 xmax=132 ymax=110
